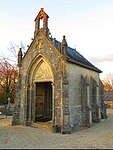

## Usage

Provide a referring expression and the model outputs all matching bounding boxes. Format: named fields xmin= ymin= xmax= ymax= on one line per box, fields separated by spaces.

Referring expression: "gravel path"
xmin=0 ymin=109 xmax=113 ymax=149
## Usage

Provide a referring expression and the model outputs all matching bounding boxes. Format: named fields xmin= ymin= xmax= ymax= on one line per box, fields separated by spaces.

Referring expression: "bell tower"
xmin=34 ymin=8 xmax=49 ymax=37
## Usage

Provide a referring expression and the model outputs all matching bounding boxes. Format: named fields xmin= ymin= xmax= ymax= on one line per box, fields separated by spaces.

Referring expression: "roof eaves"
xmin=67 ymin=57 xmax=102 ymax=73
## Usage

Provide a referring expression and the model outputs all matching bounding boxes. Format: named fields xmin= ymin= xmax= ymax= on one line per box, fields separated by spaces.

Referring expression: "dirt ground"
xmin=0 ymin=109 xmax=113 ymax=149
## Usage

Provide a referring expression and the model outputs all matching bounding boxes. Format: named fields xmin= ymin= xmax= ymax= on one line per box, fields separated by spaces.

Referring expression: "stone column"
xmin=27 ymin=84 xmax=33 ymax=125
xmin=32 ymin=83 xmax=36 ymax=122
xmin=87 ymin=84 xmax=92 ymax=126
xmin=12 ymin=79 xmax=21 ymax=125
xmin=96 ymin=85 xmax=101 ymax=120
xmin=61 ymin=82 xmax=71 ymax=134
xmin=52 ymin=83 xmax=57 ymax=132
xmin=24 ymin=84 xmax=32 ymax=126
xmin=23 ymin=85 xmax=28 ymax=126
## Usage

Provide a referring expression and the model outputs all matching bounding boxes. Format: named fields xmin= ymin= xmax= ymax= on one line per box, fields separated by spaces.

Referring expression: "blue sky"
xmin=0 ymin=0 xmax=113 ymax=79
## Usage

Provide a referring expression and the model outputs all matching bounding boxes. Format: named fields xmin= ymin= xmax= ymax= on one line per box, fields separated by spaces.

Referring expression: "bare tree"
xmin=0 ymin=41 xmax=26 ymax=104
xmin=0 ymin=41 xmax=26 ymax=64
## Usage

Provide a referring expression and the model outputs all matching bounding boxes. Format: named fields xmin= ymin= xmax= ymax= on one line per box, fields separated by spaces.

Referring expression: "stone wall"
xmin=68 ymin=63 xmax=101 ymax=131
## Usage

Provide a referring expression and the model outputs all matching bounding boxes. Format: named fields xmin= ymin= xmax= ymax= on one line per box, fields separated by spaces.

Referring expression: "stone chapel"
xmin=12 ymin=8 xmax=107 ymax=134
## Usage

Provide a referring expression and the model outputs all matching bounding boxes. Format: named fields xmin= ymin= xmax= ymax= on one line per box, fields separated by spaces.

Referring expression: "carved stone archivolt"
xmin=33 ymin=59 xmax=53 ymax=82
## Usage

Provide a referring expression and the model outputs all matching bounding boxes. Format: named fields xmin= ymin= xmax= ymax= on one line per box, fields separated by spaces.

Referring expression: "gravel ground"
xmin=0 ymin=109 xmax=113 ymax=149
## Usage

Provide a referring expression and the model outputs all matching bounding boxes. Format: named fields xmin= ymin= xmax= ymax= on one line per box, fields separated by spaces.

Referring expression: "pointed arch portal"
xmin=33 ymin=57 xmax=53 ymax=122
xmin=27 ymin=55 xmax=54 ymax=124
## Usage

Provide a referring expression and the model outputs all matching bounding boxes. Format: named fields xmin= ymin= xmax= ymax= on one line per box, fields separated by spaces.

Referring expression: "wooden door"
xmin=36 ymin=84 xmax=45 ymax=119
xmin=36 ymin=94 xmax=44 ymax=118
xmin=35 ymin=82 xmax=52 ymax=120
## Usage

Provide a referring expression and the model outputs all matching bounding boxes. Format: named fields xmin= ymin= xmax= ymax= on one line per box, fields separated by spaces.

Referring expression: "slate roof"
xmin=54 ymin=40 xmax=102 ymax=73
xmin=104 ymin=92 xmax=113 ymax=101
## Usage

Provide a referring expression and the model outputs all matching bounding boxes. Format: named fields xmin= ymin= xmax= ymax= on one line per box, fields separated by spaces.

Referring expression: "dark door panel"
xmin=35 ymin=82 xmax=52 ymax=121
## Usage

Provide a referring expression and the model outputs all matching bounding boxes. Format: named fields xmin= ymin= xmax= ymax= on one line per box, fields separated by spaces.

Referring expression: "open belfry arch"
xmin=12 ymin=8 xmax=107 ymax=134
xmin=34 ymin=8 xmax=49 ymax=36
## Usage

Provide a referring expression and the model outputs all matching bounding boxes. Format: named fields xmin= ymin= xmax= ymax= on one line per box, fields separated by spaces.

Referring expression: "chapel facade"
xmin=12 ymin=8 xmax=107 ymax=134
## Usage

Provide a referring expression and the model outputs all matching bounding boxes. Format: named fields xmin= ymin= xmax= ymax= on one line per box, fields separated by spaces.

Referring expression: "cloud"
xmin=89 ymin=54 xmax=113 ymax=64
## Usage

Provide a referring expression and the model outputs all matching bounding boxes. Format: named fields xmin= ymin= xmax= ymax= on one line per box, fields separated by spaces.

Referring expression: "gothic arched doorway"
xmin=28 ymin=55 xmax=54 ymax=128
